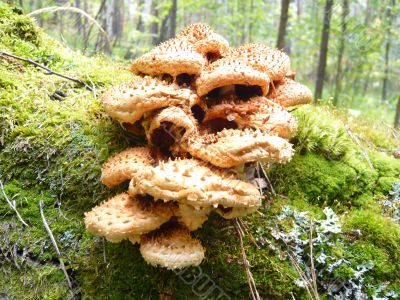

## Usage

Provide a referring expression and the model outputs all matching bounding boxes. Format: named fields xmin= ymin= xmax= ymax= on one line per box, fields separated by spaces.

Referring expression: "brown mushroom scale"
xmin=85 ymin=23 xmax=313 ymax=270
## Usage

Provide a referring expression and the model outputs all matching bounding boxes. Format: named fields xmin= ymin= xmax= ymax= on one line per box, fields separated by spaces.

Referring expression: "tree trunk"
xmin=112 ymin=0 xmax=124 ymax=45
xmin=395 ymin=96 xmax=400 ymax=128
xmin=381 ymin=0 xmax=395 ymax=103
xmin=333 ymin=0 xmax=349 ymax=106
xmin=314 ymin=0 xmax=334 ymax=101
xmin=170 ymin=0 xmax=177 ymax=38
xmin=276 ymin=0 xmax=290 ymax=50
xmin=150 ymin=0 xmax=159 ymax=46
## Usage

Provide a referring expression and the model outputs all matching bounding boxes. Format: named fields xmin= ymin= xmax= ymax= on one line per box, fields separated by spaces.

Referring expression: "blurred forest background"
xmin=8 ymin=0 xmax=400 ymax=125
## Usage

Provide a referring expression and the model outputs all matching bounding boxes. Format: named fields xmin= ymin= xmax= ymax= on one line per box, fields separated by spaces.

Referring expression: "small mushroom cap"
xmin=176 ymin=203 xmax=212 ymax=231
xmin=101 ymin=147 xmax=153 ymax=188
xmin=101 ymin=77 xmax=200 ymax=125
xmin=196 ymin=57 xmax=270 ymax=97
xmin=131 ymin=38 xmax=205 ymax=77
xmin=84 ymin=193 xmax=176 ymax=243
xmin=268 ymin=78 xmax=313 ymax=107
xmin=177 ymin=128 xmax=294 ymax=168
xmin=203 ymin=96 xmax=297 ymax=138
xmin=176 ymin=23 xmax=229 ymax=58
xmin=142 ymin=106 xmax=198 ymax=147
xmin=231 ymin=44 xmax=291 ymax=82
xmin=140 ymin=224 xmax=205 ymax=269
xmin=129 ymin=158 xmax=261 ymax=209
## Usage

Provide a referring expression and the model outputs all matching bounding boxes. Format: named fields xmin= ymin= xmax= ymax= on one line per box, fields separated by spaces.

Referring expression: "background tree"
xmin=277 ymin=0 xmax=290 ymax=50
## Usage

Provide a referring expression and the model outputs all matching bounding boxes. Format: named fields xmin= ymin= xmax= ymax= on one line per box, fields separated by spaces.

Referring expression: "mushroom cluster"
xmin=84 ymin=24 xmax=312 ymax=269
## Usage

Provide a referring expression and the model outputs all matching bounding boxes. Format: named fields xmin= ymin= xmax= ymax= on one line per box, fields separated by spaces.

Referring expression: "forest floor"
xmin=1 ymin=4 xmax=400 ymax=299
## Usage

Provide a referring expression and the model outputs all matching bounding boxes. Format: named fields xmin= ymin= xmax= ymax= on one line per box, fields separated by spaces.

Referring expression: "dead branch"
xmin=0 ymin=51 xmax=93 ymax=91
xmin=308 ymin=221 xmax=320 ymax=300
xmin=39 ymin=200 xmax=73 ymax=289
xmin=235 ymin=219 xmax=261 ymax=300
xmin=0 ymin=179 xmax=28 ymax=227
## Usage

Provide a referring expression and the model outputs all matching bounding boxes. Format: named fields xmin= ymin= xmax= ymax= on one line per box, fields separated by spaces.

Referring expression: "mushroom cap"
xmin=101 ymin=77 xmax=200 ymax=125
xmin=196 ymin=57 xmax=270 ymax=97
xmin=84 ymin=193 xmax=176 ymax=243
xmin=268 ymin=77 xmax=313 ymax=107
xmin=176 ymin=203 xmax=212 ymax=231
xmin=131 ymin=38 xmax=205 ymax=77
xmin=203 ymin=96 xmax=296 ymax=138
xmin=176 ymin=23 xmax=229 ymax=58
xmin=101 ymin=147 xmax=153 ymax=188
xmin=231 ymin=44 xmax=291 ymax=81
xmin=128 ymin=158 xmax=261 ymax=209
xmin=142 ymin=106 xmax=198 ymax=148
xmin=176 ymin=128 xmax=294 ymax=168
xmin=140 ymin=224 xmax=205 ymax=269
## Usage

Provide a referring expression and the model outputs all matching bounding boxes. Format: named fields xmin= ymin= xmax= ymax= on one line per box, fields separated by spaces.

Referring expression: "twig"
xmin=258 ymin=162 xmax=276 ymax=196
xmin=308 ymin=221 xmax=320 ymax=300
xmin=39 ymin=200 xmax=73 ymax=289
xmin=235 ymin=219 xmax=261 ymax=300
xmin=0 ymin=179 xmax=28 ymax=227
xmin=0 ymin=51 xmax=93 ymax=91
xmin=344 ymin=124 xmax=374 ymax=170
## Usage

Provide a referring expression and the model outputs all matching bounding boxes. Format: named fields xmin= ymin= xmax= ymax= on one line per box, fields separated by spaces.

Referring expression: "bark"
xmin=277 ymin=0 xmax=290 ymax=50
xmin=381 ymin=0 xmax=395 ymax=103
xmin=333 ymin=0 xmax=349 ymax=106
xmin=314 ymin=0 xmax=334 ymax=100
xmin=395 ymin=96 xmax=400 ymax=128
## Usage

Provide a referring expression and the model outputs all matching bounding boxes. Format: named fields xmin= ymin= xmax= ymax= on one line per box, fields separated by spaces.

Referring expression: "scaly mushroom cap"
xmin=268 ymin=77 xmax=313 ymax=107
xmin=128 ymin=158 xmax=261 ymax=209
xmin=203 ymin=97 xmax=296 ymax=138
xmin=131 ymin=38 xmax=205 ymax=77
xmin=142 ymin=106 xmax=198 ymax=149
xmin=101 ymin=147 xmax=153 ymax=188
xmin=84 ymin=193 xmax=176 ymax=243
xmin=231 ymin=44 xmax=291 ymax=82
xmin=176 ymin=204 xmax=212 ymax=231
xmin=196 ymin=57 xmax=270 ymax=97
xmin=176 ymin=23 xmax=229 ymax=60
xmin=140 ymin=224 xmax=205 ymax=269
xmin=101 ymin=77 xmax=200 ymax=126
xmin=175 ymin=128 xmax=293 ymax=168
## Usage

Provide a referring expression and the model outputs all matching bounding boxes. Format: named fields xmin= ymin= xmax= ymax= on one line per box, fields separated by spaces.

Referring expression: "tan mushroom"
xmin=84 ymin=193 xmax=176 ymax=243
xmin=101 ymin=147 xmax=153 ymax=188
xmin=140 ymin=223 xmax=205 ymax=269
xmin=101 ymin=77 xmax=200 ymax=129
xmin=175 ymin=128 xmax=293 ymax=168
xmin=196 ymin=57 xmax=270 ymax=98
xmin=202 ymin=96 xmax=296 ymax=138
xmin=176 ymin=23 xmax=229 ymax=62
xmin=231 ymin=44 xmax=291 ymax=82
xmin=176 ymin=203 xmax=212 ymax=231
xmin=131 ymin=38 xmax=205 ymax=78
xmin=142 ymin=106 xmax=198 ymax=151
xmin=268 ymin=77 xmax=313 ymax=107
xmin=128 ymin=158 xmax=261 ymax=209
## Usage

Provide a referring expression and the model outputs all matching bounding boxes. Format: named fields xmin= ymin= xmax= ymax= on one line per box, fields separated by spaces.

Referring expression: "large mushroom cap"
xmin=176 ymin=23 xmax=229 ymax=61
xmin=177 ymin=128 xmax=293 ymax=168
xmin=142 ymin=106 xmax=198 ymax=151
xmin=196 ymin=57 xmax=270 ymax=98
xmin=268 ymin=77 xmax=313 ymax=107
xmin=203 ymin=96 xmax=296 ymax=138
xmin=128 ymin=158 xmax=261 ymax=209
xmin=101 ymin=77 xmax=200 ymax=126
xmin=131 ymin=38 xmax=205 ymax=77
xmin=84 ymin=193 xmax=176 ymax=243
xmin=101 ymin=147 xmax=153 ymax=188
xmin=231 ymin=44 xmax=291 ymax=82
xmin=140 ymin=224 xmax=205 ymax=269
